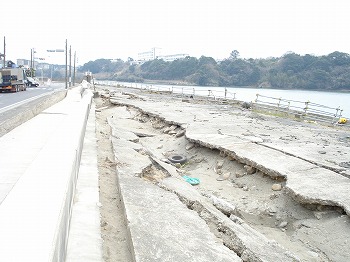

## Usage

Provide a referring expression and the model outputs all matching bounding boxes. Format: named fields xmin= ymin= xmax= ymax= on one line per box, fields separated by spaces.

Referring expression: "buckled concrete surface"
xmin=107 ymin=103 xmax=300 ymax=261
xmin=109 ymin=92 xmax=350 ymax=217
xmin=110 ymin=127 xmax=242 ymax=261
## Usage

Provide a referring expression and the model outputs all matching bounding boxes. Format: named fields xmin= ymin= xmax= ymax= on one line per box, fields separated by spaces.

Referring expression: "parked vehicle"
xmin=26 ymin=77 xmax=39 ymax=87
xmin=0 ymin=67 xmax=27 ymax=92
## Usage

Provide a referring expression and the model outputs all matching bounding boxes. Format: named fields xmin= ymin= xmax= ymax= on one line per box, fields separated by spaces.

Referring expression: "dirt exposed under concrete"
xmin=95 ymin=86 xmax=350 ymax=262
xmin=95 ymin=98 xmax=132 ymax=262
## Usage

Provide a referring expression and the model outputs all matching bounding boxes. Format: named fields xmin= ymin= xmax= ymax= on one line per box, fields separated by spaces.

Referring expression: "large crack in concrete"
xmin=98 ymin=86 xmax=350 ymax=261
xmin=134 ymin=150 xmax=300 ymax=261
xmin=105 ymin=103 xmax=300 ymax=260
xmin=110 ymin=93 xmax=350 ymax=216
xmin=158 ymin=179 xmax=300 ymax=262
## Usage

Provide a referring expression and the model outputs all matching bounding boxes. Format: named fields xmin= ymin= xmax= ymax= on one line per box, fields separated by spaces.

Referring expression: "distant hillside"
xmin=78 ymin=51 xmax=350 ymax=91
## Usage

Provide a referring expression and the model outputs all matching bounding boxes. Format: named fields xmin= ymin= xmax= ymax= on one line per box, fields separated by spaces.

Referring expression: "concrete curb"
xmin=66 ymin=101 xmax=103 ymax=261
xmin=0 ymin=85 xmax=93 ymax=261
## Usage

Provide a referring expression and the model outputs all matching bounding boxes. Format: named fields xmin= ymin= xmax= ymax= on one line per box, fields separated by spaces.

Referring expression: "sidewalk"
xmin=0 ymin=84 xmax=101 ymax=261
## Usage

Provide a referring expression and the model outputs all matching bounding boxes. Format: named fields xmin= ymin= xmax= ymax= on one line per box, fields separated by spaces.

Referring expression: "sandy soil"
xmin=96 ymin=97 xmax=132 ymax=262
xmin=95 ymin=86 xmax=350 ymax=262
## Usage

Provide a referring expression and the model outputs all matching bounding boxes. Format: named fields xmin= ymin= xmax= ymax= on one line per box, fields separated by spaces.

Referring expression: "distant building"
xmin=138 ymin=47 xmax=162 ymax=61
xmin=17 ymin=59 xmax=50 ymax=70
xmin=17 ymin=59 xmax=31 ymax=67
xmin=137 ymin=47 xmax=189 ymax=63
xmin=158 ymin=53 xmax=189 ymax=62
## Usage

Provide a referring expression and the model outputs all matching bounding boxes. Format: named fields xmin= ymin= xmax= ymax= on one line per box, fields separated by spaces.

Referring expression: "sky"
xmin=2 ymin=0 xmax=350 ymax=66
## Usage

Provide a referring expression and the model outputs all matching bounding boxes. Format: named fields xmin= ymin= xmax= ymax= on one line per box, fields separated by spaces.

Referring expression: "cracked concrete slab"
xmin=110 ymin=91 xmax=350 ymax=217
xmin=107 ymin=112 xmax=302 ymax=260
xmin=99 ymin=87 xmax=350 ymax=261
xmin=109 ymin=121 xmax=242 ymax=261
xmin=118 ymin=174 xmax=241 ymax=262
xmin=160 ymin=177 xmax=299 ymax=261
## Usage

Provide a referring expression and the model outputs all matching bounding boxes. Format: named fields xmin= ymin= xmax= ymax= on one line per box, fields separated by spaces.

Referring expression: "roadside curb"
xmin=0 ymin=84 xmax=93 ymax=261
xmin=66 ymin=101 xmax=103 ymax=261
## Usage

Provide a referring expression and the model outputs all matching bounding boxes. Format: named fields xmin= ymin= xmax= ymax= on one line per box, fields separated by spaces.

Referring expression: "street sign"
xmin=47 ymin=49 xmax=65 ymax=53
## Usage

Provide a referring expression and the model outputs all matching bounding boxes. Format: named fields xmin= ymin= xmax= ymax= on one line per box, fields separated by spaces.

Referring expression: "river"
xmin=97 ymin=80 xmax=350 ymax=118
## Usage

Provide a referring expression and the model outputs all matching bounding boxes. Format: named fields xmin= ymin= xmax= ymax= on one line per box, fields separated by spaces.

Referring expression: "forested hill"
xmin=78 ymin=51 xmax=350 ymax=91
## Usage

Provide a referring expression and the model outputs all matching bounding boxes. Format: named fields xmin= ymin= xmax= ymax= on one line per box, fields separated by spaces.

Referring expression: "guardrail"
xmin=254 ymin=94 xmax=344 ymax=124
xmin=169 ymin=86 xmax=237 ymax=101
xmin=100 ymin=81 xmax=238 ymax=101
xmin=96 ymin=80 xmax=346 ymax=125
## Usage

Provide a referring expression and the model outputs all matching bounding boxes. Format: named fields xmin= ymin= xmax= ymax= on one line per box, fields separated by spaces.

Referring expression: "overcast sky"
xmin=2 ymin=0 xmax=350 ymax=65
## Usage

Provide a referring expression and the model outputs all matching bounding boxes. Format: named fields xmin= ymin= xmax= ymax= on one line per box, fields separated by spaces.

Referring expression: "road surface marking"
xmin=0 ymin=92 xmax=53 ymax=114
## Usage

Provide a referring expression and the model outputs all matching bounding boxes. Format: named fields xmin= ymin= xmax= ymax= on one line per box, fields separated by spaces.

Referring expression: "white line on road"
xmin=0 ymin=92 xmax=53 ymax=114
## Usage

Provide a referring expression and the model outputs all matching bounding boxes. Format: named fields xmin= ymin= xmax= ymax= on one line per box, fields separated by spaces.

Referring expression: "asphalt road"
xmin=0 ymin=82 xmax=65 ymax=113
xmin=0 ymin=82 xmax=67 ymax=137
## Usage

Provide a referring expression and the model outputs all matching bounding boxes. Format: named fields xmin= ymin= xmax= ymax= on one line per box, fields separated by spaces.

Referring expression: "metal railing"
xmin=254 ymin=94 xmax=344 ymax=124
xmin=136 ymin=85 xmax=237 ymax=102
xmin=99 ymin=81 xmax=238 ymax=102
xmin=95 ymin=80 xmax=346 ymax=125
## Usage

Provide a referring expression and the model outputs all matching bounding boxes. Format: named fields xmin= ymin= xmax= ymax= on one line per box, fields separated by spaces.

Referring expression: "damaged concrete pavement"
xmin=95 ymin=84 xmax=350 ymax=262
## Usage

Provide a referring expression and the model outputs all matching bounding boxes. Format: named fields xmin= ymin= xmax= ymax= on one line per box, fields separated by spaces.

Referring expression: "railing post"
xmin=224 ymin=88 xmax=227 ymax=99
xmin=335 ymin=107 xmax=340 ymax=117
xmin=304 ymin=101 xmax=309 ymax=114
xmin=278 ymin=97 xmax=281 ymax=108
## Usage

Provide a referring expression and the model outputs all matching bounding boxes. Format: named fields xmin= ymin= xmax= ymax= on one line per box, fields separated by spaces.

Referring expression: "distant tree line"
xmin=78 ymin=51 xmax=350 ymax=91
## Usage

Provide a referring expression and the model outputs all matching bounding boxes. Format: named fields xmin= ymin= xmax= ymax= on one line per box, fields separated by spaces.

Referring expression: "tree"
xmin=229 ymin=50 xmax=240 ymax=60
xmin=219 ymin=58 xmax=260 ymax=86
xmin=78 ymin=58 xmax=114 ymax=74
xmin=77 ymin=51 xmax=350 ymax=90
xmin=326 ymin=51 xmax=350 ymax=66
xmin=140 ymin=59 xmax=169 ymax=79
xmin=279 ymin=52 xmax=305 ymax=73
xmin=166 ymin=56 xmax=198 ymax=79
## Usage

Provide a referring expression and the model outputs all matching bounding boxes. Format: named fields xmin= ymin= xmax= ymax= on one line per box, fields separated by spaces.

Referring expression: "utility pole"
xmin=73 ymin=51 xmax=76 ymax=86
xmin=69 ymin=45 xmax=72 ymax=87
xmin=30 ymin=49 xmax=33 ymax=69
xmin=65 ymin=39 xmax=68 ymax=89
xmin=31 ymin=48 xmax=36 ymax=69
xmin=3 ymin=36 xmax=6 ymax=68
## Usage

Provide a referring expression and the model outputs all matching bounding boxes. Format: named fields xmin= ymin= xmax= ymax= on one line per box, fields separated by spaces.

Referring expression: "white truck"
xmin=0 ymin=67 xmax=27 ymax=92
